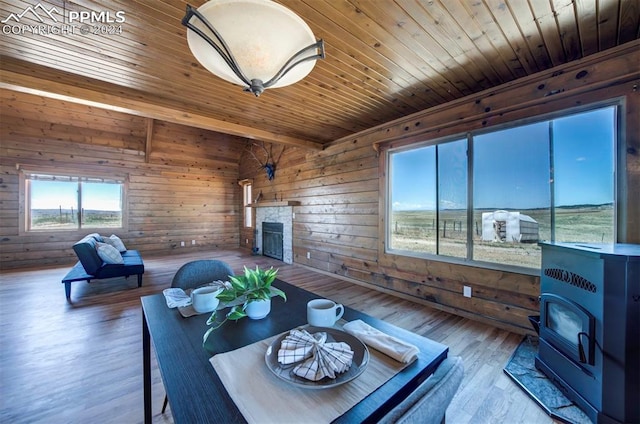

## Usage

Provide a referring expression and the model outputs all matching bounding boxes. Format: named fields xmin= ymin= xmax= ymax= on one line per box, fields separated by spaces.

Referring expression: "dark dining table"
xmin=142 ymin=279 xmax=448 ymax=424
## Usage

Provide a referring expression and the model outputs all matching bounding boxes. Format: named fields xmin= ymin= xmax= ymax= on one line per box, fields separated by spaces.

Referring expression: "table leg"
xmin=143 ymin=312 xmax=152 ymax=424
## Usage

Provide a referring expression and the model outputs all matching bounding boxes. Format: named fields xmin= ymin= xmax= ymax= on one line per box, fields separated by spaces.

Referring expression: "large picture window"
xmin=24 ymin=172 xmax=125 ymax=231
xmin=387 ymin=104 xmax=617 ymax=271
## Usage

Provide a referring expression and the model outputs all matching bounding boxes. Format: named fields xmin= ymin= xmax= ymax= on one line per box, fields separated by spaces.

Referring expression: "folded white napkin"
xmin=343 ymin=320 xmax=419 ymax=363
xmin=277 ymin=329 xmax=354 ymax=381
xmin=162 ymin=288 xmax=191 ymax=308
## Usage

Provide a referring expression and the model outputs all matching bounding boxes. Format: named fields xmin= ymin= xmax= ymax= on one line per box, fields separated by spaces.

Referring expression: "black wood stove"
xmin=535 ymin=242 xmax=639 ymax=424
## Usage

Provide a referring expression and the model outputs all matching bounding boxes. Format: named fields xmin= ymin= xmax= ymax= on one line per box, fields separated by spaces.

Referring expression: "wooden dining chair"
xmin=162 ymin=259 xmax=234 ymax=414
xmin=378 ymin=356 xmax=464 ymax=424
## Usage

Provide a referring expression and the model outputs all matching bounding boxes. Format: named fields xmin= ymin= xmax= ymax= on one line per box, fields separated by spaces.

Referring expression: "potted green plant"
xmin=203 ymin=266 xmax=286 ymax=343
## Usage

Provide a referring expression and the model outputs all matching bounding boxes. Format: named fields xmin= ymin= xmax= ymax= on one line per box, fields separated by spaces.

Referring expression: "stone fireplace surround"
xmin=255 ymin=206 xmax=293 ymax=264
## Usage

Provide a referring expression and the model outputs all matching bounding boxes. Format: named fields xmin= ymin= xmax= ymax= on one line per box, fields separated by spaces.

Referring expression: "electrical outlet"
xmin=463 ymin=286 xmax=472 ymax=298
xmin=246 ymin=238 xmax=249 ymax=244
xmin=180 ymin=241 xmax=185 ymax=247
xmin=191 ymin=240 xmax=196 ymax=245
xmin=306 ymin=252 xmax=311 ymax=259
xmin=292 ymin=212 xmax=295 ymax=219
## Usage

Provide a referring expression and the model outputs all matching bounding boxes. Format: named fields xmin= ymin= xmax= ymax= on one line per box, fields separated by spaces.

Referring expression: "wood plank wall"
xmin=0 ymin=44 xmax=637 ymax=335
xmin=0 ymin=90 xmax=246 ymax=269
xmin=241 ymin=44 xmax=640 ymax=335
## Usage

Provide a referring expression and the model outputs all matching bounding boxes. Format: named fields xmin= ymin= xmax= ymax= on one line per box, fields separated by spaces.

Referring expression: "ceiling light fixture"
xmin=182 ymin=0 xmax=325 ymax=97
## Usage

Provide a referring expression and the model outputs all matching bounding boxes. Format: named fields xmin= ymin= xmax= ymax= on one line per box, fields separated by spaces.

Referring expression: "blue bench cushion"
xmin=94 ymin=250 xmax=144 ymax=279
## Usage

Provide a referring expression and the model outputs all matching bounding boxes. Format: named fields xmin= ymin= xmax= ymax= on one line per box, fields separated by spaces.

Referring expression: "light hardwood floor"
xmin=0 ymin=249 xmax=556 ymax=424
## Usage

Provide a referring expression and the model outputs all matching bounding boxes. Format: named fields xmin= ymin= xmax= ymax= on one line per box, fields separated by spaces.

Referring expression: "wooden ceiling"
xmin=1 ymin=0 xmax=638 ymax=150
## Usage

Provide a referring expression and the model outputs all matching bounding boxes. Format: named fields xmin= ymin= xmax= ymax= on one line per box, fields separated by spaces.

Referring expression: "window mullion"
xmin=435 ymin=145 xmax=440 ymax=255
xmin=466 ymin=133 xmax=474 ymax=261
xmin=549 ymin=121 xmax=556 ymax=242
xmin=77 ymin=181 xmax=82 ymax=230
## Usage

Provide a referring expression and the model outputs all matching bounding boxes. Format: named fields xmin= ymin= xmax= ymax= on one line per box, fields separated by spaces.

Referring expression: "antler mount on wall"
xmin=246 ymin=141 xmax=285 ymax=180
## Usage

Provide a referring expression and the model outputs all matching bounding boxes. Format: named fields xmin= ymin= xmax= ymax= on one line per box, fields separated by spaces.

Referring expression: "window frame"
xmin=384 ymin=99 xmax=624 ymax=275
xmin=239 ymin=179 xmax=253 ymax=228
xmin=19 ymin=166 xmax=129 ymax=235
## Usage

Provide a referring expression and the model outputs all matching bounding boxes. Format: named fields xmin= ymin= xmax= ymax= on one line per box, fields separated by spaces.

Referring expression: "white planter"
xmin=245 ymin=298 xmax=271 ymax=319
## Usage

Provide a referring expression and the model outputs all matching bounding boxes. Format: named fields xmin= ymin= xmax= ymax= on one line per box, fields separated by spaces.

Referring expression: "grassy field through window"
xmin=30 ymin=209 xmax=122 ymax=230
xmin=390 ymin=204 xmax=613 ymax=268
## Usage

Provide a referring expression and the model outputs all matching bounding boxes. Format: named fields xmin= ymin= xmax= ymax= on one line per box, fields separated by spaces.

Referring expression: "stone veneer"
xmin=255 ymin=206 xmax=293 ymax=264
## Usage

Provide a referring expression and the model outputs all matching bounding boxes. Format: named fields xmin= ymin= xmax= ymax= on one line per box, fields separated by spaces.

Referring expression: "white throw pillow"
xmin=96 ymin=243 xmax=124 ymax=264
xmin=107 ymin=234 xmax=127 ymax=252
xmin=102 ymin=237 xmax=118 ymax=250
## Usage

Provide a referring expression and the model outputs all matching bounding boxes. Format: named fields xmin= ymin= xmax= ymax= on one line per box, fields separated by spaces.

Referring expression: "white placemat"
xmin=210 ymin=326 xmax=409 ymax=424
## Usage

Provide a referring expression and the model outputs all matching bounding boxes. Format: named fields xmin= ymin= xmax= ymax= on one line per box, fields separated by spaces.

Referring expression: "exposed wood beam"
xmin=0 ymin=68 xmax=323 ymax=151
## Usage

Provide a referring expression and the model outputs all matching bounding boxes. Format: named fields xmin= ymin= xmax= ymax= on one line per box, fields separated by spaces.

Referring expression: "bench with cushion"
xmin=61 ymin=233 xmax=144 ymax=300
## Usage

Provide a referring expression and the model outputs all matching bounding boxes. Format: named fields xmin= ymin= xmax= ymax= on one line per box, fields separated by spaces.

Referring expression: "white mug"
xmin=307 ymin=299 xmax=344 ymax=327
xmin=191 ymin=286 xmax=221 ymax=313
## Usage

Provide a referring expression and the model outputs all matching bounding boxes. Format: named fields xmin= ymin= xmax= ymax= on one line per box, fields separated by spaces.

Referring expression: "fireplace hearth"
xmin=535 ymin=242 xmax=640 ymax=424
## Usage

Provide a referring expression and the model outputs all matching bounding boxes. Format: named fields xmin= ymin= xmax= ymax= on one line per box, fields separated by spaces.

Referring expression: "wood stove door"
xmin=540 ymin=293 xmax=596 ymax=366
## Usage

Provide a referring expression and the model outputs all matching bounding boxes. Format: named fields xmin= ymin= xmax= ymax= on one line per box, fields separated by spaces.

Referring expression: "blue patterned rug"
xmin=503 ymin=336 xmax=592 ymax=424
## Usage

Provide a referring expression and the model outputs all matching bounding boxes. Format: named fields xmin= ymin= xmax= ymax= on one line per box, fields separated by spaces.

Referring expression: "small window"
xmin=241 ymin=180 xmax=253 ymax=228
xmin=24 ymin=172 xmax=125 ymax=232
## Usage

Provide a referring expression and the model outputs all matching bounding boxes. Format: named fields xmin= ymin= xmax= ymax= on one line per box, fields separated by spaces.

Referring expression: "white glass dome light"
xmin=182 ymin=0 xmax=325 ymax=96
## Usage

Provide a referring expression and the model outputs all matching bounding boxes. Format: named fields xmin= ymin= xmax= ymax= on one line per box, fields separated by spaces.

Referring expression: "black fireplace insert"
xmin=262 ymin=222 xmax=283 ymax=261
